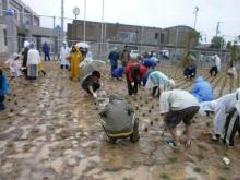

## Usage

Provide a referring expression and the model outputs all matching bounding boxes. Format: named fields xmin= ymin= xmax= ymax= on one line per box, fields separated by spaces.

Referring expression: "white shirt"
xmin=60 ymin=46 xmax=70 ymax=65
xmin=160 ymin=89 xmax=199 ymax=113
xmin=215 ymin=55 xmax=221 ymax=71
xmin=27 ymin=49 xmax=40 ymax=65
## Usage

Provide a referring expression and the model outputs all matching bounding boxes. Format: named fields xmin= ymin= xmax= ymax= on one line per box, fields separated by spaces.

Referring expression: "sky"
xmin=22 ymin=0 xmax=240 ymax=43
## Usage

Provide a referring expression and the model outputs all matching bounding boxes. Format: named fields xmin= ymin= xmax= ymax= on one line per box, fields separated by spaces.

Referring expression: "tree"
xmin=211 ymin=36 xmax=225 ymax=49
xmin=227 ymin=40 xmax=239 ymax=64
xmin=179 ymin=30 xmax=200 ymax=68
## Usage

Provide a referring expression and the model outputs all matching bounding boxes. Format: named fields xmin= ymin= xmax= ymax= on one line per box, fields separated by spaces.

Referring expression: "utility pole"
xmin=193 ymin=6 xmax=199 ymax=30
xmin=61 ymin=0 xmax=64 ymax=41
xmin=174 ymin=26 xmax=179 ymax=60
xmin=83 ymin=0 xmax=86 ymax=42
xmin=101 ymin=0 xmax=105 ymax=45
xmin=216 ymin=21 xmax=223 ymax=36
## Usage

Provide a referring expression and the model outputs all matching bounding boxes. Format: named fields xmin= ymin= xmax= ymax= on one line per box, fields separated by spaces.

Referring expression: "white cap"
xmin=24 ymin=40 xmax=29 ymax=48
xmin=168 ymin=79 xmax=175 ymax=88
xmin=62 ymin=41 xmax=67 ymax=44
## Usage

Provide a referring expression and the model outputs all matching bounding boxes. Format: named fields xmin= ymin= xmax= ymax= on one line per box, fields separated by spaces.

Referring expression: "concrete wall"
xmin=0 ymin=23 xmax=8 ymax=53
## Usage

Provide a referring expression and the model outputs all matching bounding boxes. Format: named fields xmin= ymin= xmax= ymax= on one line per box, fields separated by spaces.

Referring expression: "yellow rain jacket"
xmin=69 ymin=49 xmax=83 ymax=80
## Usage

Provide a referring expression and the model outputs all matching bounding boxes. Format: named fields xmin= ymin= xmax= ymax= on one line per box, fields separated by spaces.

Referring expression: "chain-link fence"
xmin=0 ymin=10 xmax=232 ymax=70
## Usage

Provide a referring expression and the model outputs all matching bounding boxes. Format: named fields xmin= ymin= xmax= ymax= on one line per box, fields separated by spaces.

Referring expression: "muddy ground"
xmin=0 ymin=61 xmax=240 ymax=180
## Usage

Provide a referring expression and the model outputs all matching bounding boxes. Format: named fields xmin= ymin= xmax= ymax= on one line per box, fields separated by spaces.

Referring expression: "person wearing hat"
xmin=60 ymin=41 xmax=70 ymax=70
xmin=81 ymin=71 xmax=101 ymax=98
xmin=67 ymin=46 xmax=84 ymax=81
xmin=22 ymin=40 xmax=29 ymax=79
xmin=145 ymin=71 xmax=175 ymax=97
xmin=26 ymin=43 xmax=40 ymax=80
xmin=108 ymin=47 xmax=119 ymax=79
xmin=43 ymin=41 xmax=50 ymax=61
xmin=5 ymin=53 xmax=22 ymax=82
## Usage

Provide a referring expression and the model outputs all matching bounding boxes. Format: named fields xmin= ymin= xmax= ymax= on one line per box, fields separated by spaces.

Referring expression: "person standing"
xmin=210 ymin=55 xmax=221 ymax=77
xmin=5 ymin=53 xmax=22 ymax=82
xmin=60 ymin=41 xmax=70 ymax=70
xmin=43 ymin=41 xmax=50 ymax=61
xmin=121 ymin=46 xmax=130 ymax=73
xmin=27 ymin=43 xmax=40 ymax=80
xmin=68 ymin=46 xmax=83 ymax=81
xmin=108 ymin=47 xmax=119 ymax=79
xmin=22 ymin=40 xmax=29 ymax=79
xmin=160 ymin=89 xmax=200 ymax=148
xmin=0 ymin=68 xmax=10 ymax=111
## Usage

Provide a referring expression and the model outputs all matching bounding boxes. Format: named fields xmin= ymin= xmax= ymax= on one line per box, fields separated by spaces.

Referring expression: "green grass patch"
xmin=159 ymin=172 xmax=170 ymax=179
xmin=168 ymin=157 xmax=178 ymax=164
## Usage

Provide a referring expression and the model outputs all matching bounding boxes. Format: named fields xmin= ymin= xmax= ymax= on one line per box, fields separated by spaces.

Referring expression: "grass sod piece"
xmin=159 ymin=172 xmax=171 ymax=180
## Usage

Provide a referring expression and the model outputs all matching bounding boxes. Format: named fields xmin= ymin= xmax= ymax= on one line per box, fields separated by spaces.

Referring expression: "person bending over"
xmin=81 ymin=71 xmax=100 ymax=98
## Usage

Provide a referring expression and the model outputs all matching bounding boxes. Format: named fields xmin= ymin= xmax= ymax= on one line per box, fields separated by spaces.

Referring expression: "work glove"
xmin=131 ymin=82 xmax=134 ymax=86
xmin=93 ymin=93 xmax=97 ymax=98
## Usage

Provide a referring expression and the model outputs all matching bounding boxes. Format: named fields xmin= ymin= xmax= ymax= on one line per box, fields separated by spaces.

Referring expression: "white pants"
xmin=214 ymin=103 xmax=227 ymax=135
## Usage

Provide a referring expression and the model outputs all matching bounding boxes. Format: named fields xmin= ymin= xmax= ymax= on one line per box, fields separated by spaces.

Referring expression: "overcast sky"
xmin=22 ymin=0 xmax=240 ymax=43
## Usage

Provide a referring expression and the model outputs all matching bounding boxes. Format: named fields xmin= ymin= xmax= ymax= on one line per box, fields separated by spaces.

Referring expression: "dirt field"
xmin=0 ymin=61 xmax=240 ymax=180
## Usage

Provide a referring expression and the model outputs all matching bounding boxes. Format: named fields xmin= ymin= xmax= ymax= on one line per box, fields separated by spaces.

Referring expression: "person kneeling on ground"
xmin=210 ymin=55 xmax=221 ymax=77
xmin=184 ymin=65 xmax=196 ymax=80
xmin=145 ymin=71 xmax=175 ymax=97
xmin=126 ymin=59 xmax=146 ymax=96
xmin=81 ymin=71 xmax=100 ymax=98
xmin=111 ymin=67 xmax=123 ymax=81
xmin=160 ymin=89 xmax=200 ymax=148
xmin=192 ymin=76 xmax=214 ymax=103
xmin=199 ymin=88 xmax=240 ymax=142
xmin=0 ymin=69 xmax=10 ymax=111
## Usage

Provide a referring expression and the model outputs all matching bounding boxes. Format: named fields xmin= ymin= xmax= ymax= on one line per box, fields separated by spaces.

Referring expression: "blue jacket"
xmin=112 ymin=67 xmax=123 ymax=78
xmin=0 ymin=74 xmax=9 ymax=96
xmin=43 ymin=43 xmax=50 ymax=54
xmin=143 ymin=58 xmax=156 ymax=69
xmin=192 ymin=76 xmax=213 ymax=102
xmin=108 ymin=51 xmax=119 ymax=64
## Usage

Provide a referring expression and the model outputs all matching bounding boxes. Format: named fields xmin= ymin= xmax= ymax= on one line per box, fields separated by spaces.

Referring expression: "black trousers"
xmin=45 ymin=53 xmax=50 ymax=61
xmin=83 ymin=83 xmax=100 ymax=95
xmin=60 ymin=64 xmax=69 ymax=70
xmin=152 ymin=86 xmax=160 ymax=97
xmin=0 ymin=95 xmax=5 ymax=111
xmin=224 ymin=108 xmax=240 ymax=146
xmin=128 ymin=81 xmax=139 ymax=95
xmin=210 ymin=66 xmax=218 ymax=76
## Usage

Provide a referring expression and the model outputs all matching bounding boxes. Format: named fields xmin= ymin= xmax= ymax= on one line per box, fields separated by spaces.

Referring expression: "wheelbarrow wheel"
xmin=130 ymin=118 xmax=140 ymax=143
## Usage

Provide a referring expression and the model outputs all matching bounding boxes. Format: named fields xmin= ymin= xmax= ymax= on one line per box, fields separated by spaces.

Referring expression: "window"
xmin=154 ymin=33 xmax=158 ymax=39
xmin=3 ymin=28 xmax=7 ymax=46
xmin=161 ymin=33 xmax=165 ymax=44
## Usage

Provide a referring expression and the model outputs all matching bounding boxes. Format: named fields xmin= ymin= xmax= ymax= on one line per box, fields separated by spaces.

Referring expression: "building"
xmin=68 ymin=20 xmax=198 ymax=48
xmin=0 ymin=0 xmax=58 ymax=58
